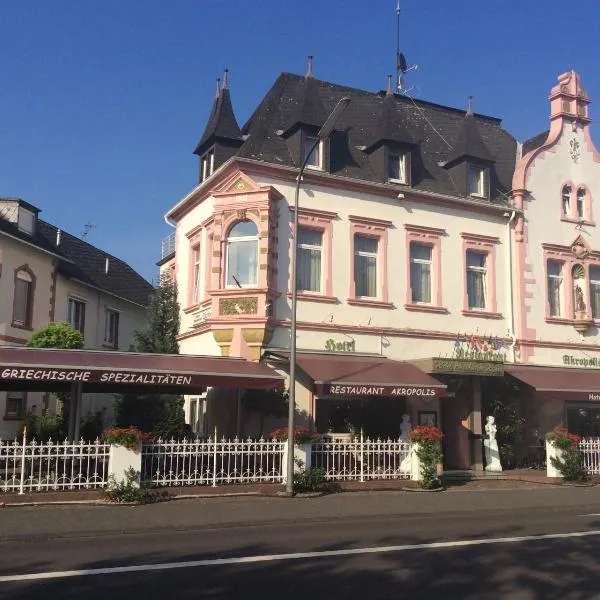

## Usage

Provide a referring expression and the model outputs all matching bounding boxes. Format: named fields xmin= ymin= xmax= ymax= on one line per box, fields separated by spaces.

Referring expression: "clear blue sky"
xmin=1 ymin=1 xmax=599 ymax=281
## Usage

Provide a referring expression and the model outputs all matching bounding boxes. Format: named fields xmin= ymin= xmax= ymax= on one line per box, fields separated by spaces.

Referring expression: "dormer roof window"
xmin=200 ymin=148 xmax=215 ymax=182
xmin=468 ymin=164 xmax=487 ymax=198
xmin=18 ymin=208 xmax=35 ymax=234
xmin=304 ymin=135 xmax=322 ymax=170
xmin=388 ymin=151 xmax=409 ymax=185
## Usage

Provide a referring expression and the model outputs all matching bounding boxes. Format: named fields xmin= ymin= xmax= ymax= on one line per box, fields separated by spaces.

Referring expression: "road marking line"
xmin=2 ymin=529 xmax=600 ymax=583
xmin=580 ymin=514 xmax=600 ymax=516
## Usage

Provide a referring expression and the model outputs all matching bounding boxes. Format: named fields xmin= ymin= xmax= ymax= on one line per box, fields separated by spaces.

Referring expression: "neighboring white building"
xmin=162 ymin=66 xmax=600 ymax=470
xmin=0 ymin=198 xmax=153 ymax=438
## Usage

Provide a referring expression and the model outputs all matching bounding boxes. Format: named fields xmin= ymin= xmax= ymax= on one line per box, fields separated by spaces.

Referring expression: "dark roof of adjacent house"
xmin=0 ymin=208 xmax=152 ymax=307
xmin=444 ymin=110 xmax=495 ymax=166
xmin=216 ymin=72 xmax=517 ymax=199
xmin=194 ymin=77 xmax=243 ymax=156
xmin=522 ymin=130 xmax=549 ymax=156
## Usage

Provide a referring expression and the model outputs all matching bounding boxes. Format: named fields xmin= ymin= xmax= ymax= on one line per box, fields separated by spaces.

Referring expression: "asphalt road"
xmin=3 ymin=487 xmax=600 ymax=599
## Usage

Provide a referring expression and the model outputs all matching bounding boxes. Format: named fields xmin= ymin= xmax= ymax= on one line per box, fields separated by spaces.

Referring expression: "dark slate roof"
xmin=194 ymin=87 xmax=243 ymax=156
xmin=366 ymin=92 xmax=415 ymax=149
xmin=0 ymin=212 xmax=152 ymax=306
xmin=444 ymin=111 xmax=495 ymax=165
xmin=37 ymin=221 xmax=153 ymax=306
xmin=234 ymin=72 xmax=517 ymax=198
xmin=282 ymin=76 xmax=328 ymax=134
xmin=522 ymin=130 xmax=549 ymax=155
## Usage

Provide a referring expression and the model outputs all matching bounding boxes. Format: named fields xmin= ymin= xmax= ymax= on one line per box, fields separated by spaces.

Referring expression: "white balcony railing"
xmin=161 ymin=232 xmax=176 ymax=259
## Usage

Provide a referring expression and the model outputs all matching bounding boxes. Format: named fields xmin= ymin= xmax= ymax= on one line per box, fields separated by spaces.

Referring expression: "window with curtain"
xmin=590 ymin=266 xmax=600 ymax=319
xmin=297 ymin=227 xmax=322 ymax=292
xmin=562 ymin=185 xmax=571 ymax=216
xmin=191 ymin=244 xmax=201 ymax=303
xmin=468 ymin=165 xmax=486 ymax=197
xmin=67 ymin=298 xmax=86 ymax=334
xmin=354 ymin=235 xmax=378 ymax=298
xmin=13 ymin=270 xmax=33 ymax=327
xmin=388 ymin=152 xmax=407 ymax=183
xmin=547 ymin=260 xmax=563 ymax=317
xmin=104 ymin=309 xmax=119 ymax=348
xmin=577 ymin=188 xmax=585 ymax=219
xmin=410 ymin=243 xmax=432 ymax=303
xmin=304 ymin=135 xmax=321 ymax=169
xmin=226 ymin=220 xmax=258 ymax=287
xmin=466 ymin=250 xmax=487 ymax=309
xmin=5 ymin=392 xmax=25 ymax=419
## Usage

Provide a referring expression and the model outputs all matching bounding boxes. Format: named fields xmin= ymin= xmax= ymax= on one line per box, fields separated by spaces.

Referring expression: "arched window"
xmin=12 ymin=268 xmax=34 ymax=328
xmin=577 ymin=188 xmax=586 ymax=220
xmin=562 ymin=185 xmax=571 ymax=216
xmin=225 ymin=220 xmax=258 ymax=287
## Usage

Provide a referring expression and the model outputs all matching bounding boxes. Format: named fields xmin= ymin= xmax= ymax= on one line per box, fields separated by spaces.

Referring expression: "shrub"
xmin=19 ymin=410 xmax=64 ymax=442
xmin=101 ymin=426 xmax=154 ymax=450
xmin=409 ymin=426 xmax=443 ymax=490
xmin=269 ymin=426 xmax=314 ymax=444
xmin=547 ymin=428 xmax=586 ymax=481
xmin=104 ymin=467 xmax=155 ymax=504
xmin=293 ymin=459 xmax=326 ymax=494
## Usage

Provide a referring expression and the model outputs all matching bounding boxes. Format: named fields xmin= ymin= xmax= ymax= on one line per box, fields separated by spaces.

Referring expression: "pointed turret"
xmin=444 ymin=96 xmax=494 ymax=166
xmin=194 ymin=69 xmax=243 ymax=157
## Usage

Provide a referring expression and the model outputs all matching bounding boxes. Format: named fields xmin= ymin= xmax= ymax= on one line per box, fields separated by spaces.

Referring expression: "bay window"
xmin=225 ymin=220 xmax=258 ymax=287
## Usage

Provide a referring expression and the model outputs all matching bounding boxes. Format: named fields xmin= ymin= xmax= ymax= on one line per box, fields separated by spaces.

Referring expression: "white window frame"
xmin=466 ymin=250 xmax=487 ymax=309
xmin=192 ymin=245 xmax=202 ymax=303
xmin=67 ymin=298 xmax=86 ymax=334
xmin=304 ymin=135 xmax=322 ymax=170
xmin=201 ymin=148 xmax=215 ymax=181
xmin=13 ymin=270 xmax=33 ymax=327
xmin=468 ymin=164 xmax=486 ymax=198
xmin=104 ymin=308 xmax=119 ymax=347
xmin=354 ymin=235 xmax=378 ymax=298
xmin=590 ymin=265 xmax=600 ymax=319
xmin=225 ymin=221 xmax=259 ymax=288
xmin=562 ymin=186 xmax=571 ymax=216
xmin=547 ymin=260 xmax=563 ymax=317
xmin=297 ymin=227 xmax=323 ymax=293
xmin=577 ymin=188 xmax=585 ymax=220
xmin=388 ymin=152 xmax=408 ymax=184
xmin=409 ymin=242 xmax=432 ymax=304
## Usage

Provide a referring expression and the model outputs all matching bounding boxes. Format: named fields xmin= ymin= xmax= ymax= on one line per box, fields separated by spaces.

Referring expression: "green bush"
xmin=550 ymin=449 xmax=587 ymax=481
xmin=293 ymin=459 xmax=326 ymax=494
xmin=19 ymin=410 xmax=64 ymax=442
xmin=104 ymin=467 xmax=155 ymax=504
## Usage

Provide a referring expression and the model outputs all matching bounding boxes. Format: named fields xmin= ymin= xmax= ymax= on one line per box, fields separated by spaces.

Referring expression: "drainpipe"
xmin=505 ymin=211 xmax=517 ymax=362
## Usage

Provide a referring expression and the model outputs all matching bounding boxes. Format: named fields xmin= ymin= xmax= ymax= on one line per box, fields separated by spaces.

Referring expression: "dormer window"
xmin=200 ymin=148 xmax=215 ymax=182
xmin=17 ymin=208 xmax=35 ymax=235
xmin=468 ymin=164 xmax=487 ymax=198
xmin=388 ymin=152 xmax=409 ymax=184
xmin=304 ymin=135 xmax=322 ymax=169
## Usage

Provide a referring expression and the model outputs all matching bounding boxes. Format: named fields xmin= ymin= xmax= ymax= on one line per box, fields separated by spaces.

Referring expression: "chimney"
xmin=386 ymin=74 xmax=393 ymax=96
xmin=306 ymin=55 xmax=314 ymax=79
xmin=56 ymin=229 xmax=61 ymax=246
xmin=467 ymin=96 xmax=473 ymax=116
xmin=105 ymin=257 xmax=109 ymax=275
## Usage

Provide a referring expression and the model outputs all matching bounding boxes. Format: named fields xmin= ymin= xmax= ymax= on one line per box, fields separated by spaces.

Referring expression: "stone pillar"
xmin=471 ymin=377 xmax=484 ymax=471
xmin=546 ymin=440 xmax=563 ymax=478
xmin=108 ymin=444 xmax=142 ymax=487
xmin=212 ymin=329 xmax=234 ymax=357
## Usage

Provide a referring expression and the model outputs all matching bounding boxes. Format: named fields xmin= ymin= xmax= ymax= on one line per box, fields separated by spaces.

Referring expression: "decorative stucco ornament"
xmin=571 ymin=241 xmax=589 ymax=259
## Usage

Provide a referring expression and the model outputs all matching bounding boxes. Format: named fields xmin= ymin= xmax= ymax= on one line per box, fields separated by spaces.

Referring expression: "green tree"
xmin=114 ymin=275 xmax=189 ymax=438
xmin=134 ymin=273 xmax=180 ymax=354
xmin=25 ymin=322 xmax=84 ymax=440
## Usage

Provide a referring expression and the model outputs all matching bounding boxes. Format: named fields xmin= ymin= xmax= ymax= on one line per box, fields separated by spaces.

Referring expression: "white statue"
xmin=399 ymin=414 xmax=412 ymax=441
xmin=484 ymin=416 xmax=502 ymax=472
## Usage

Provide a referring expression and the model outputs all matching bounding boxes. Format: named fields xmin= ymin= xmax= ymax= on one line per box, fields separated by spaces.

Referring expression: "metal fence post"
xmin=212 ymin=426 xmax=218 ymax=488
xmin=18 ymin=427 xmax=27 ymax=495
xmin=360 ymin=427 xmax=364 ymax=483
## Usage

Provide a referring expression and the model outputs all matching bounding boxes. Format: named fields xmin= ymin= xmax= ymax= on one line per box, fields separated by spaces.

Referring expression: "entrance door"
xmin=441 ymin=393 xmax=471 ymax=470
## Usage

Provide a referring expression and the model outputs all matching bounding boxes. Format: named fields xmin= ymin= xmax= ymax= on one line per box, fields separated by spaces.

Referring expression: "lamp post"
xmin=285 ymin=96 xmax=351 ymax=495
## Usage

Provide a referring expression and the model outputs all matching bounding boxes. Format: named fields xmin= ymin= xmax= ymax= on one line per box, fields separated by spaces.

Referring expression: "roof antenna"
xmin=395 ymin=0 xmax=417 ymax=95
xmin=82 ymin=222 xmax=96 ymax=240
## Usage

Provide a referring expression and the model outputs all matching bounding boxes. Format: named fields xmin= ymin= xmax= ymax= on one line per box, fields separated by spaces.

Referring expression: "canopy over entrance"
xmin=265 ymin=350 xmax=446 ymax=398
xmin=0 ymin=346 xmax=284 ymax=394
xmin=505 ymin=364 xmax=600 ymax=401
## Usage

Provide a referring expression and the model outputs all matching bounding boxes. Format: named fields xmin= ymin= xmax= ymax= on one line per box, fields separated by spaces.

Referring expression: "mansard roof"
xmin=233 ymin=72 xmax=516 ymax=198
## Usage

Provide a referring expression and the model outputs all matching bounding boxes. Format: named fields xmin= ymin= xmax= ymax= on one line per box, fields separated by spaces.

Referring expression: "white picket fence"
xmin=578 ymin=438 xmax=600 ymax=475
xmin=0 ymin=437 xmax=110 ymax=493
xmin=311 ymin=437 xmax=411 ymax=481
xmin=141 ymin=437 xmax=287 ymax=486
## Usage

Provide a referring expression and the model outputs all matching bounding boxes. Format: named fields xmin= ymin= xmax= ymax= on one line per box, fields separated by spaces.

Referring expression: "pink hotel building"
xmin=160 ymin=67 xmax=600 ymax=470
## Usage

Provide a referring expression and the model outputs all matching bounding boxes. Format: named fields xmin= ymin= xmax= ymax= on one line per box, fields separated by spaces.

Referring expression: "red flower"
xmin=409 ymin=425 xmax=444 ymax=442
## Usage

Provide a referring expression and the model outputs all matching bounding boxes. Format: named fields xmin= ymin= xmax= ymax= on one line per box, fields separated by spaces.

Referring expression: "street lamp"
xmin=286 ymin=96 xmax=351 ymax=495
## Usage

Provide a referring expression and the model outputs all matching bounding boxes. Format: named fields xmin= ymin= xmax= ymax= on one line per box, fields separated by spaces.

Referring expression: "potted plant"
xmin=545 ymin=428 xmax=585 ymax=480
xmin=102 ymin=427 xmax=155 ymax=488
xmin=409 ymin=426 xmax=444 ymax=489
xmin=270 ymin=426 xmax=315 ymax=479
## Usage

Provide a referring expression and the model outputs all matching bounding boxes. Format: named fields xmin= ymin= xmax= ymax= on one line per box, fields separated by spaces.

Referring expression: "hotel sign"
xmin=563 ymin=355 xmax=600 ymax=368
xmin=317 ymin=383 xmax=442 ymax=398
xmin=0 ymin=367 xmax=195 ymax=387
xmin=324 ymin=339 xmax=356 ymax=353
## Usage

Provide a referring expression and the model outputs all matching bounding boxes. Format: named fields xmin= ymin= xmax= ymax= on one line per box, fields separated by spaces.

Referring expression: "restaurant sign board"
xmin=317 ymin=383 xmax=442 ymax=398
